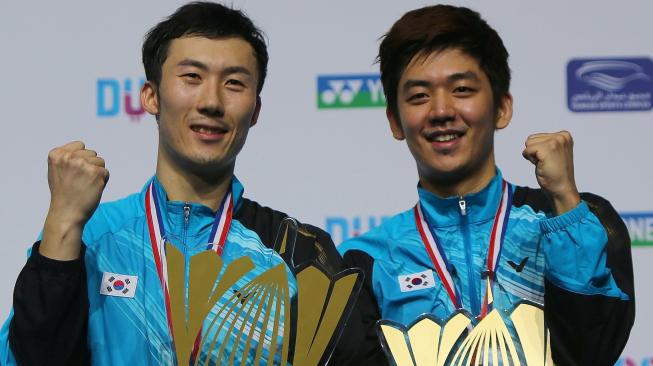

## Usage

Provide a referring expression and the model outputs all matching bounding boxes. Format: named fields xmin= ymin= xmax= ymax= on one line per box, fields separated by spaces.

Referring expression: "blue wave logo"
xmin=567 ymin=57 xmax=653 ymax=112
xmin=575 ymin=60 xmax=650 ymax=92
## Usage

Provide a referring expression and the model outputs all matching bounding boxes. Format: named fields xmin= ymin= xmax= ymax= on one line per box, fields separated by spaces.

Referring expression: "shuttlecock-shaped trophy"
xmin=165 ymin=217 xmax=362 ymax=365
xmin=378 ymin=281 xmax=554 ymax=366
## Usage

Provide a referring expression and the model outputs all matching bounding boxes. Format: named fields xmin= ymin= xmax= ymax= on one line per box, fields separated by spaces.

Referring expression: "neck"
xmin=420 ymin=157 xmax=497 ymax=198
xmin=155 ymin=160 xmax=233 ymax=212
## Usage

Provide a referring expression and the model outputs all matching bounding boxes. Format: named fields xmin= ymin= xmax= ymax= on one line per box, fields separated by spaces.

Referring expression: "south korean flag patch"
xmin=398 ymin=269 xmax=436 ymax=292
xmin=100 ymin=272 xmax=138 ymax=298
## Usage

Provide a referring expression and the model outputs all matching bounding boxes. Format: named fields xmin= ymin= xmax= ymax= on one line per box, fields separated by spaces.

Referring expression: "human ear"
xmin=249 ymin=96 xmax=261 ymax=128
xmin=495 ymin=92 xmax=513 ymax=130
xmin=387 ymin=107 xmax=406 ymax=140
xmin=141 ymin=81 xmax=160 ymax=117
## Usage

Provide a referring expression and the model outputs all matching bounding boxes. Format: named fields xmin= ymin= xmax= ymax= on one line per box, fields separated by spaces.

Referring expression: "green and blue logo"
xmin=621 ymin=212 xmax=653 ymax=247
xmin=317 ymin=74 xmax=385 ymax=109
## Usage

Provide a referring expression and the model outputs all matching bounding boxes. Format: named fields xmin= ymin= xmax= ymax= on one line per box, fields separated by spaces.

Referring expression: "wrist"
xmin=40 ymin=210 xmax=85 ymax=260
xmin=549 ymin=189 xmax=581 ymax=216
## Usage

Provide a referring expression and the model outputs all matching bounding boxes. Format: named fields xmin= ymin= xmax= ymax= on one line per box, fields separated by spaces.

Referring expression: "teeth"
xmin=193 ymin=126 xmax=223 ymax=134
xmin=433 ymin=134 xmax=458 ymax=142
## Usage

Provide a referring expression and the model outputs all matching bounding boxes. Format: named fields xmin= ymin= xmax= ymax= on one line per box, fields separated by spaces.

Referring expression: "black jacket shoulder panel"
xmin=341 ymin=250 xmax=389 ymax=365
xmin=512 ymin=185 xmax=552 ymax=213
xmin=234 ymin=197 xmax=343 ymax=274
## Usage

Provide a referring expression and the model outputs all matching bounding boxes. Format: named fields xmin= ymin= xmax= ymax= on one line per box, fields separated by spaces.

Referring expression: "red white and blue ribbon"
xmin=480 ymin=180 xmax=513 ymax=318
xmin=414 ymin=180 xmax=513 ymax=318
xmin=145 ymin=181 xmax=233 ymax=358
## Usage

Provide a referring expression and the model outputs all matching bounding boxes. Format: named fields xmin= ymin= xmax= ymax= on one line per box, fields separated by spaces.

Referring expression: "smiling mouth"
xmin=191 ymin=125 xmax=228 ymax=135
xmin=426 ymin=131 xmax=465 ymax=143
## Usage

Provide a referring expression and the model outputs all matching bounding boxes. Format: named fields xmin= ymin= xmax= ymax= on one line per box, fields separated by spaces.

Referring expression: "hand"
xmin=522 ymin=131 xmax=581 ymax=215
xmin=41 ymin=141 xmax=109 ymax=260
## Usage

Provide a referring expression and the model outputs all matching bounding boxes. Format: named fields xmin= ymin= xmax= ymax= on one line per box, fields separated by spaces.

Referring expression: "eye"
xmin=407 ymin=92 xmax=429 ymax=103
xmin=226 ymin=79 xmax=245 ymax=87
xmin=181 ymin=73 xmax=201 ymax=82
xmin=225 ymin=78 xmax=247 ymax=92
xmin=453 ymin=86 xmax=475 ymax=95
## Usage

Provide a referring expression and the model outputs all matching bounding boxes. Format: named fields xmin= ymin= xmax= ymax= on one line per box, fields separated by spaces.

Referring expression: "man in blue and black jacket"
xmin=338 ymin=5 xmax=635 ymax=365
xmin=0 ymin=3 xmax=365 ymax=365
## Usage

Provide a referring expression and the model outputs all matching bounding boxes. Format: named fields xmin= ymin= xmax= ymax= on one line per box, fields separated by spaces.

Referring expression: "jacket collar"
xmin=141 ymin=175 xmax=244 ymax=238
xmin=417 ymin=169 xmax=504 ymax=228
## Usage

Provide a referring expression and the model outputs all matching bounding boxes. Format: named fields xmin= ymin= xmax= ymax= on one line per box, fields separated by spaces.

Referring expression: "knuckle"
xmin=48 ymin=148 xmax=63 ymax=161
xmin=559 ymin=131 xmax=572 ymax=142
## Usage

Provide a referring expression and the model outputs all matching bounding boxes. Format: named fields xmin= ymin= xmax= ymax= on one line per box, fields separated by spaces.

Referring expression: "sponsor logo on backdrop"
xmin=615 ymin=356 xmax=653 ymax=366
xmin=621 ymin=212 xmax=653 ymax=247
xmin=317 ymin=74 xmax=385 ymax=109
xmin=97 ymin=77 xmax=146 ymax=119
xmin=567 ymin=57 xmax=653 ymax=112
xmin=326 ymin=215 xmax=391 ymax=244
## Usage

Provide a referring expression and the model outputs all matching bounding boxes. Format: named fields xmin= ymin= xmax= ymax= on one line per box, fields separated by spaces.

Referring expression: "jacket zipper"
xmin=459 ymin=196 xmax=479 ymax=315
xmin=183 ymin=204 xmax=191 ymax=247
xmin=183 ymin=203 xmax=191 ymax=318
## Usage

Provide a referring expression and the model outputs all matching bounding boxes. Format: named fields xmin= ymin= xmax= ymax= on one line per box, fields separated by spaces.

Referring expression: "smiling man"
xmin=339 ymin=5 xmax=635 ymax=365
xmin=0 ymin=2 xmax=361 ymax=365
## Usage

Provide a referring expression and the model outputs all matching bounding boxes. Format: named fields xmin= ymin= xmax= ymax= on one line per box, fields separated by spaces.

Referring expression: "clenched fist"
xmin=41 ymin=141 xmax=109 ymax=260
xmin=522 ymin=131 xmax=581 ymax=215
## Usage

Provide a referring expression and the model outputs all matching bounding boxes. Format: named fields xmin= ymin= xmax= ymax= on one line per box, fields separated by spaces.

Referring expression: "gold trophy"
xmin=377 ymin=283 xmax=554 ymax=366
xmin=165 ymin=217 xmax=362 ymax=365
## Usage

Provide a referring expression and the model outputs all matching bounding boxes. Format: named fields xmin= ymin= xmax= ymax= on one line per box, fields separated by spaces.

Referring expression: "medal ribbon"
xmin=145 ymin=181 xmax=233 ymax=361
xmin=414 ymin=180 xmax=512 ymax=318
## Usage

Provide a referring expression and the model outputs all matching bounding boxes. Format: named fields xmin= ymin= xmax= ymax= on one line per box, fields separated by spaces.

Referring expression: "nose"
xmin=428 ymin=90 xmax=455 ymax=124
xmin=197 ymin=80 xmax=225 ymax=118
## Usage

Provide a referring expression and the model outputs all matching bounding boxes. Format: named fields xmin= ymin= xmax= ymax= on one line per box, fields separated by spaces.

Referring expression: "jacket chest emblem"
xmin=100 ymin=272 xmax=139 ymax=298
xmin=398 ymin=269 xmax=436 ymax=292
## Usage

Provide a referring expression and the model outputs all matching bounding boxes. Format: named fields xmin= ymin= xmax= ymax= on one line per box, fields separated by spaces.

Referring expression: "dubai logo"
xmin=567 ymin=57 xmax=653 ymax=112
xmin=326 ymin=214 xmax=391 ymax=244
xmin=165 ymin=218 xmax=362 ymax=365
xmin=96 ymin=77 xmax=147 ymax=119
xmin=317 ymin=74 xmax=386 ymax=109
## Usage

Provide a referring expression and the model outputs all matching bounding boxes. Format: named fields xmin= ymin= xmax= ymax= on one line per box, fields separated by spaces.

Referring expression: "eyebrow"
xmin=448 ymin=71 xmax=480 ymax=82
xmin=402 ymin=71 xmax=481 ymax=91
xmin=176 ymin=59 xmax=253 ymax=77
xmin=177 ymin=59 xmax=209 ymax=70
xmin=222 ymin=66 xmax=253 ymax=77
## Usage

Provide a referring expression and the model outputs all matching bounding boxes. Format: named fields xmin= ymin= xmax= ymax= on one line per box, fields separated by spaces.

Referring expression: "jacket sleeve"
xmin=7 ymin=241 xmax=90 ymax=366
xmin=543 ymin=193 xmax=635 ymax=365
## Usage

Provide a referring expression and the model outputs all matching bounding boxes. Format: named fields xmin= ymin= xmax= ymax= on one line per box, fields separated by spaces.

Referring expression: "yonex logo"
xmin=317 ymin=74 xmax=385 ymax=109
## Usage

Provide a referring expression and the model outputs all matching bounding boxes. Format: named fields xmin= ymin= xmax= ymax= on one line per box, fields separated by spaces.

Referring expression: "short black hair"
xmin=378 ymin=5 xmax=510 ymax=116
xmin=142 ymin=1 xmax=268 ymax=94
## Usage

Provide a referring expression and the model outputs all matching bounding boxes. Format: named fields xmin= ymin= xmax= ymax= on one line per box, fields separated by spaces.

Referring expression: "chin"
xmin=422 ymin=162 xmax=471 ymax=185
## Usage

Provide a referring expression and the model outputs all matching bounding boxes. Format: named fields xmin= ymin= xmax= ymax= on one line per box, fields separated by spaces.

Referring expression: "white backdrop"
xmin=0 ymin=1 xmax=650 ymax=363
